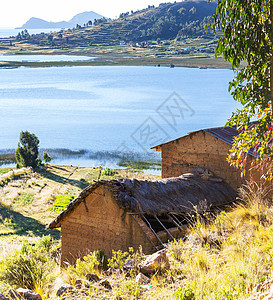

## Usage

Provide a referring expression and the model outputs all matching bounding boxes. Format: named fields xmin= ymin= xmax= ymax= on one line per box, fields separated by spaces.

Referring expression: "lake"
xmin=0 ymin=54 xmax=97 ymax=62
xmin=0 ymin=65 xmax=237 ymax=168
xmin=0 ymin=28 xmax=63 ymax=38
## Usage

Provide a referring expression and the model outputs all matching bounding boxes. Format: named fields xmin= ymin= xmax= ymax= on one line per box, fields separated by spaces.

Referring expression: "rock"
xmin=16 ymin=288 xmax=42 ymax=300
xmin=135 ymin=272 xmax=150 ymax=284
xmin=104 ymin=267 xmax=114 ymax=276
xmin=140 ymin=249 xmax=170 ymax=275
xmin=56 ymin=284 xmax=73 ymax=297
xmin=98 ymin=279 xmax=112 ymax=290
xmin=124 ymin=259 xmax=135 ymax=269
xmin=75 ymin=279 xmax=83 ymax=289
xmin=85 ymin=273 xmax=100 ymax=282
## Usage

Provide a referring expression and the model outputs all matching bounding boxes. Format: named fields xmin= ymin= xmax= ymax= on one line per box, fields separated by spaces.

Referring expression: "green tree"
xmin=209 ymin=0 xmax=273 ymax=179
xmin=15 ymin=131 xmax=40 ymax=169
xmin=43 ymin=151 xmax=51 ymax=163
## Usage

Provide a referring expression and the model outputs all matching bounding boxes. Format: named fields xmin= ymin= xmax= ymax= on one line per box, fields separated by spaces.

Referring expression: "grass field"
xmin=0 ymin=37 xmax=233 ymax=69
xmin=0 ymin=164 xmax=159 ymax=254
xmin=0 ymin=165 xmax=272 ymax=299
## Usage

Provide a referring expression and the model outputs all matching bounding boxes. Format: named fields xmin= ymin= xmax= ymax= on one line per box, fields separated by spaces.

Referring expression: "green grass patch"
xmin=118 ymin=159 xmax=161 ymax=170
xmin=0 ymin=168 xmax=12 ymax=174
xmin=51 ymin=195 xmax=75 ymax=212
xmin=101 ymin=168 xmax=116 ymax=176
xmin=18 ymin=193 xmax=34 ymax=204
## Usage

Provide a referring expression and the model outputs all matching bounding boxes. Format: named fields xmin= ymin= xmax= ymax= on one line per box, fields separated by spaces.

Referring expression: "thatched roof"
xmin=47 ymin=173 xmax=237 ymax=230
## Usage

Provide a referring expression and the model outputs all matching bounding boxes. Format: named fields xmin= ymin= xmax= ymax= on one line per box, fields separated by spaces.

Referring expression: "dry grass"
xmin=51 ymin=181 xmax=273 ymax=299
xmin=1 ymin=171 xmax=273 ymax=299
xmin=0 ymin=165 xmax=159 ymax=258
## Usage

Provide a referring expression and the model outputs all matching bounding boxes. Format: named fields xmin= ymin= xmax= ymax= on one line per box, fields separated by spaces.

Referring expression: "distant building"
xmin=152 ymin=125 xmax=264 ymax=190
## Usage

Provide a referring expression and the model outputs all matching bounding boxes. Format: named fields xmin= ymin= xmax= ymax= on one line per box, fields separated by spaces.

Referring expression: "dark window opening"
xmin=142 ymin=213 xmax=187 ymax=234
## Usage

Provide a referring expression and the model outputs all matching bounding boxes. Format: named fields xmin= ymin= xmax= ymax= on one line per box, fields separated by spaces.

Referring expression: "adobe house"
xmin=47 ymin=173 xmax=236 ymax=266
xmin=152 ymin=125 xmax=261 ymax=190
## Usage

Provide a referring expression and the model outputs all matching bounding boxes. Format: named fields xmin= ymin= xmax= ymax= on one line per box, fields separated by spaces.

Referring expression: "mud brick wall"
xmin=60 ymin=185 xmax=154 ymax=266
xmin=160 ymin=131 xmax=245 ymax=190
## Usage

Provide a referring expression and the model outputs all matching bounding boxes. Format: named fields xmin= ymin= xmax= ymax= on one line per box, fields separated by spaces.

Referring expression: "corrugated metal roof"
xmin=151 ymin=125 xmax=239 ymax=149
xmin=203 ymin=126 xmax=238 ymax=145
xmin=151 ymin=123 xmax=259 ymax=157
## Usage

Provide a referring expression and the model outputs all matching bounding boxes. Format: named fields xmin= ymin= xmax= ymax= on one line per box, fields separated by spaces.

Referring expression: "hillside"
xmin=0 ymin=166 xmax=272 ymax=299
xmin=17 ymin=11 xmax=105 ymax=29
xmin=19 ymin=1 xmax=217 ymax=47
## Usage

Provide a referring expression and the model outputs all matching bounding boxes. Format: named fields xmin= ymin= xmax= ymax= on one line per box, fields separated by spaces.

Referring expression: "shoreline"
xmin=0 ymin=56 xmax=232 ymax=69
xmin=0 ymin=149 xmax=162 ymax=174
xmin=0 ymin=47 xmax=233 ymax=69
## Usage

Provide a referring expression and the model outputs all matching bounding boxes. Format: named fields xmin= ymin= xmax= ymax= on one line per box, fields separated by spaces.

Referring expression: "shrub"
xmin=101 ymin=168 xmax=116 ymax=176
xmin=114 ymin=280 xmax=141 ymax=299
xmin=42 ymin=151 xmax=51 ymax=163
xmin=35 ymin=235 xmax=53 ymax=252
xmin=108 ymin=249 xmax=131 ymax=270
xmin=67 ymin=250 xmax=107 ymax=282
xmin=0 ymin=236 xmax=58 ymax=295
xmin=108 ymin=247 xmax=145 ymax=272
xmin=173 ymin=286 xmax=195 ymax=300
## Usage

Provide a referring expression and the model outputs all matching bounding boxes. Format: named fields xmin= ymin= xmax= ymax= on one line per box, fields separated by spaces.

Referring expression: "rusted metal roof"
xmin=151 ymin=125 xmax=239 ymax=150
xmin=203 ymin=126 xmax=238 ymax=145
xmin=151 ymin=123 xmax=260 ymax=157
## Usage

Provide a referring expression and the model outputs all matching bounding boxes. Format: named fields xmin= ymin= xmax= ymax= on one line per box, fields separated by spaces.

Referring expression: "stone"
xmin=135 ymin=272 xmax=150 ymax=284
xmin=16 ymin=288 xmax=42 ymax=300
xmin=140 ymin=249 xmax=170 ymax=275
xmin=98 ymin=279 xmax=112 ymax=290
xmin=104 ymin=267 xmax=114 ymax=276
xmin=125 ymin=259 xmax=135 ymax=269
xmin=56 ymin=284 xmax=73 ymax=297
xmin=85 ymin=273 xmax=100 ymax=282
xmin=75 ymin=279 xmax=83 ymax=289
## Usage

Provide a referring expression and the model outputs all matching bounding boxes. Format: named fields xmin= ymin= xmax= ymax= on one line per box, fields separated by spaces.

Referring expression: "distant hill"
xmin=17 ymin=11 xmax=105 ymax=29
xmin=17 ymin=1 xmax=218 ymax=46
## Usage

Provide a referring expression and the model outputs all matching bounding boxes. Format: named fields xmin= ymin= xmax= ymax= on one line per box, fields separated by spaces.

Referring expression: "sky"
xmin=0 ymin=0 xmax=176 ymax=28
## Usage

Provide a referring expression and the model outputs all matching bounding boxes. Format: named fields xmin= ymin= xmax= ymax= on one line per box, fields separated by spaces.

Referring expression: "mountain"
xmin=69 ymin=11 xmax=104 ymax=27
xmin=17 ymin=17 xmax=70 ymax=29
xmin=16 ymin=11 xmax=105 ymax=29
xmin=18 ymin=1 xmax=218 ymax=46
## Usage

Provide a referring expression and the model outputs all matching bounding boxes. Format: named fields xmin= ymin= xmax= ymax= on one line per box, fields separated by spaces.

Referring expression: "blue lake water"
xmin=0 ymin=28 xmax=63 ymax=38
xmin=0 ymin=65 xmax=237 ymax=168
xmin=0 ymin=54 xmax=97 ymax=62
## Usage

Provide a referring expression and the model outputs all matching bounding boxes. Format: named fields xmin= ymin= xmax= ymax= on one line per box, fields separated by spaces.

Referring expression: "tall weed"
xmin=0 ymin=236 xmax=58 ymax=297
